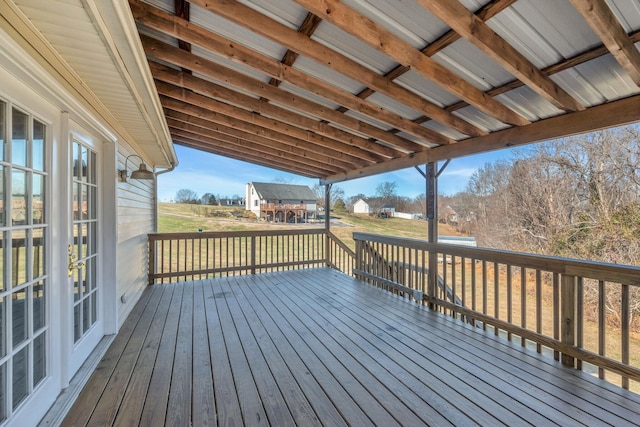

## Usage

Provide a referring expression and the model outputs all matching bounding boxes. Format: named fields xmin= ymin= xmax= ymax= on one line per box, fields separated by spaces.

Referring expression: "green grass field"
xmin=158 ymin=202 xmax=461 ymax=248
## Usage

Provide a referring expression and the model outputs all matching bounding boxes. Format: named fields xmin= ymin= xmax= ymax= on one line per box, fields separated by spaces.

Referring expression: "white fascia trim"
xmin=85 ymin=0 xmax=177 ymax=167
xmin=0 ymin=22 xmax=117 ymax=144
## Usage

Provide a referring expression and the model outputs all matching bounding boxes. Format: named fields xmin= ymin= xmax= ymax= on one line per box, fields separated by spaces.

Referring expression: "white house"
xmin=353 ymin=198 xmax=370 ymax=214
xmin=246 ymin=182 xmax=316 ymax=223
xmin=0 ymin=2 xmax=176 ymax=425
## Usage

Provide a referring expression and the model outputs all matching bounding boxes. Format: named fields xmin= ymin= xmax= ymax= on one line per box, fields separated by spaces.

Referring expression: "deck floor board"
xmin=62 ymin=268 xmax=640 ymax=426
xmin=295 ymin=269 xmax=618 ymax=426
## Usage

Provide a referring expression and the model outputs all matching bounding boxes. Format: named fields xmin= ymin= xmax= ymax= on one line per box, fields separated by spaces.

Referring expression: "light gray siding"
xmin=116 ymin=148 xmax=155 ymax=327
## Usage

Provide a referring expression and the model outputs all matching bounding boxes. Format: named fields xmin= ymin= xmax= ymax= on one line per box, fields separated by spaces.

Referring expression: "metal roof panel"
xmin=311 ymin=20 xmax=398 ymax=74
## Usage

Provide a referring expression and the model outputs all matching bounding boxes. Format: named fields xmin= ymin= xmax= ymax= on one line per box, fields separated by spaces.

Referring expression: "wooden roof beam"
xmin=292 ymin=0 xmax=530 ymax=127
xmin=418 ymin=0 xmax=585 ymax=112
xmin=269 ymin=13 xmax=322 ymax=88
xmin=352 ymin=0 xmax=516 ymax=99
xmin=141 ymin=35 xmax=427 ymax=152
xmin=167 ymin=119 xmax=345 ymax=174
xmin=130 ymin=1 xmax=452 ymax=145
xmin=159 ymin=96 xmax=366 ymax=168
xmin=172 ymin=135 xmax=328 ymax=178
xmin=164 ymin=109 xmax=355 ymax=171
xmin=432 ymin=29 xmax=640 ymax=119
xmin=149 ymin=63 xmax=394 ymax=161
xmin=153 ymin=77 xmax=387 ymax=163
xmin=569 ymin=0 xmax=640 ymax=87
xmin=321 ymin=94 xmax=640 ymax=184
xmin=185 ymin=0 xmax=485 ymax=137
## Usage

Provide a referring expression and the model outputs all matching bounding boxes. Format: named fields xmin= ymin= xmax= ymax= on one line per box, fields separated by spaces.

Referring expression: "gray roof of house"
xmin=251 ymin=182 xmax=316 ymax=201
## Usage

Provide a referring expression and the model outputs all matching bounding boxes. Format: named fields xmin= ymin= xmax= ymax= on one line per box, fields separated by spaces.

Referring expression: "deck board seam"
xmin=254 ymin=272 xmax=431 ymax=426
xmin=243 ymin=273 xmax=398 ymax=425
xmin=304 ymin=269 xmax=640 ymax=425
xmin=232 ymin=274 xmax=368 ymax=426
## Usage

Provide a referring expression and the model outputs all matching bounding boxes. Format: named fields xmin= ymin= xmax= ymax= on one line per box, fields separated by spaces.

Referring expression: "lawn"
xmin=158 ymin=202 xmax=461 ymax=248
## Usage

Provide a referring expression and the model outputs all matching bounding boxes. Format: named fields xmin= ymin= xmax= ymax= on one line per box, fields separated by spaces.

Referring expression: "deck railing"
xmin=353 ymin=232 xmax=640 ymax=391
xmin=148 ymin=229 xmax=354 ymax=284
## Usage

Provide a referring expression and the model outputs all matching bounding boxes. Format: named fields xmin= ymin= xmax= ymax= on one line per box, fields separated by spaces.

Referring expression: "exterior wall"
xmin=394 ymin=212 xmax=420 ymax=220
xmin=245 ymin=183 xmax=261 ymax=216
xmin=353 ymin=199 xmax=370 ymax=214
xmin=245 ymin=183 xmax=317 ymax=218
xmin=116 ymin=147 xmax=156 ymax=327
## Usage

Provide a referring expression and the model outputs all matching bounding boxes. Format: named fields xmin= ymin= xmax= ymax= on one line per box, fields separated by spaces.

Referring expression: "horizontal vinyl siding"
xmin=116 ymin=149 xmax=155 ymax=326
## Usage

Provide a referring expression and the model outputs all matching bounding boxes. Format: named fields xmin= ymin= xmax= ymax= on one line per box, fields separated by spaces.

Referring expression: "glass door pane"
xmin=0 ymin=102 xmax=49 ymax=421
xmin=71 ymin=140 xmax=98 ymax=343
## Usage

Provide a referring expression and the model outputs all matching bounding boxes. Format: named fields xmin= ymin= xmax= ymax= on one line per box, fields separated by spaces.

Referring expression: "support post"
xmin=426 ymin=163 xmax=438 ymax=305
xmin=561 ymin=274 xmax=577 ymax=367
xmin=324 ymin=183 xmax=332 ymax=266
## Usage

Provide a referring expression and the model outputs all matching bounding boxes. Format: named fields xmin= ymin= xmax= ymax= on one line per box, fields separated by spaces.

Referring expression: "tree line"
xmin=443 ymin=126 xmax=640 ymax=327
xmin=173 ymin=189 xmax=242 ymax=205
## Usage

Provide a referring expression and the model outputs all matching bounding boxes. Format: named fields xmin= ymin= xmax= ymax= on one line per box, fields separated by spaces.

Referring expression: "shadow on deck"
xmin=61 ymin=268 xmax=640 ymax=426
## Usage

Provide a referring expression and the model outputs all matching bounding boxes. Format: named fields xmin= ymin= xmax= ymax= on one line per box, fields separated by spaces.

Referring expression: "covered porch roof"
xmin=128 ymin=0 xmax=640 ymax=183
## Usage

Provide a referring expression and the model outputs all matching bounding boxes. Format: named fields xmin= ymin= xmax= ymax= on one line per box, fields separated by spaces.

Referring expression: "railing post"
xmin=250 ymin=235 xmax=256 ymax=274
xmin=354 ymin=238 xmax=362 ymax=280
xmin=148 ymin=235 xmax=155 ymax=285
xmin=561 ymin=274 xmax=577 ymax=367
xmin=325 ymin=231 xmax=331 ymax=267
xmin=324 ymin=183 xmax=331 ymax=267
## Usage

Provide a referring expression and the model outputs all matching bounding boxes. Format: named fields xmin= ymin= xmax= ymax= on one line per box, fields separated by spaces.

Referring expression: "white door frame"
xmin=63 ymin=117 xmax=117 ymax=383
xmin=0 ymin=24 xmax=118 ymax=426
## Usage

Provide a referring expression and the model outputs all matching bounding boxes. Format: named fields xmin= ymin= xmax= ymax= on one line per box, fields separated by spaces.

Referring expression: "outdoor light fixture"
xmin=118 ymin=154 xmax=155 ymax=182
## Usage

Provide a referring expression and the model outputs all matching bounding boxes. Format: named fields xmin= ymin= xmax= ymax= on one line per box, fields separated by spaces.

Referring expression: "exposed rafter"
xmin=130 ymin=1 xmax=451 ymax=145
xmin=141 ymin=35 xmax=427 ymax=152
xmin=569 ymin=0 xmax=640 ymax=87
xmin=127 ymin=0 xmax=640 ymax=181
xmin=268 ymin=12 xmax=322 ymax=88
xmin=291 ymin=0 xmax=531 ymax=126
xmin=418 ymin=0 xmax=584 ymax=112
xmin=185 ymin=0 xmax=486 ymax=137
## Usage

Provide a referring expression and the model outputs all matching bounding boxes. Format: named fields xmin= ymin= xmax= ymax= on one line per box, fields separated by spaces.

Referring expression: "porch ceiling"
xmin=130 ymin=0 xmax=640 ymax=183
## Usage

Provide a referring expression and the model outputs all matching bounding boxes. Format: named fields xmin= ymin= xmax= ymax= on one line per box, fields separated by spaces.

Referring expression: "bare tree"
xmin=175 ymin=188 xmax=199 ymax=204
xmin=312 ymin=184 xmax=344 ymax=211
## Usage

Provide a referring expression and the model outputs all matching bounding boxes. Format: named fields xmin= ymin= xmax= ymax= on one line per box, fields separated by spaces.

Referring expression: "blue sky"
xmin=157 ymin=144 xmax=512 ymax=202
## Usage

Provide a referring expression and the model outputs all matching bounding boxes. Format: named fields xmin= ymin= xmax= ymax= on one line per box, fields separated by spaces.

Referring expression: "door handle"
xmin=68 ymin=244 xmax=85 ymax=277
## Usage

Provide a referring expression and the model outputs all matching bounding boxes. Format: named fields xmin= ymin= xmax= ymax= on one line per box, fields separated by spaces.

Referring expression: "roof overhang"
xmin=1 ymin=0 xmax=177 ymax=168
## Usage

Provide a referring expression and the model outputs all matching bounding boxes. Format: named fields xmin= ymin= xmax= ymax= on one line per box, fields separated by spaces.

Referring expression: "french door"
xmin=67 ymin=131 xmax=103 ymax=377
xmin=0 ymin=100 xmax=49 ymax=423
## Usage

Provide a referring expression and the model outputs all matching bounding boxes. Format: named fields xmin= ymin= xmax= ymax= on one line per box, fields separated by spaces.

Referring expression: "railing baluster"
xmin=536 ymin=270 xmax=542 ymax=353
xmin=622 ymin=283 xmax=630 ymax=389
xmin=507 ymin=265 xmax=512 ymax=341
xmin=561 ymin=274 xmax=577 ymax=367
xmin=553 ymin=273 xmax=560 ymax=361
xmin=521 ymin=267 xmax=526 ymax=347
xmin=471 ymin=258 xmax=476 ymax=327
xmin=598 ymin=280 xmax=606 ymax=380
xmin=482 ymin=261 xmax=487 ymax=331
xmin=494 ymin=262 xmax=499 ymax=337
xmin=577 ymin=277 xmax=584 ymax=371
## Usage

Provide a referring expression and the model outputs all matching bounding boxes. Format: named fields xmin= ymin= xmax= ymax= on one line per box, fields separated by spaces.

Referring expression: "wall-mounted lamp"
xmin=118 ymin=154 xmax=155 ymax=182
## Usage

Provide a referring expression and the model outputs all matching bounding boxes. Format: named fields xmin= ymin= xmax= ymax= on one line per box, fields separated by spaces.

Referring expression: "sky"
xmin=157 ymin=144 xmax=513 ymax=202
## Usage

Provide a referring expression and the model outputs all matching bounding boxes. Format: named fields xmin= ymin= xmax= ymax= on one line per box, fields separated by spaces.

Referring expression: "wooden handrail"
xmin=352 ymin=232 xmax=640 ymax=390
xmin=148 ymin=229 xmax=355 ymax=284
xmin=353 ymin=232 xmax=640 ymax=285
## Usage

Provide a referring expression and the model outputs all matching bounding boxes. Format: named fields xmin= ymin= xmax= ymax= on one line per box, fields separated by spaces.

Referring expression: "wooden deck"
xmin=62 ymin=268 xmax=640 ymax=426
